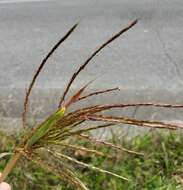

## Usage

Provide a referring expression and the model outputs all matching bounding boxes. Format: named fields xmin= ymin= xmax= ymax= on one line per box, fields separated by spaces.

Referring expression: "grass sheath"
xmin=1 ymin=20 xmax=183 ymax=189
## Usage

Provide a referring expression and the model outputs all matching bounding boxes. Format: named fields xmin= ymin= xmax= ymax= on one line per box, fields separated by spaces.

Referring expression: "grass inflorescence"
xmin=0 ymin=19 xmax=183 ymax=189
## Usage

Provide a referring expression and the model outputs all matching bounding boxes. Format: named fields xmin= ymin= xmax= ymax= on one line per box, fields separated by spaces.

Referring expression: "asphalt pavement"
xmin=0 ymin=0 xmax=183 ymax=132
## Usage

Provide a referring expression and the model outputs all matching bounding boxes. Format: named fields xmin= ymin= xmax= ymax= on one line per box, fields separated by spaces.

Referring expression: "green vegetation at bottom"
xmin=0 ymin=130 xmax=183 ymax=190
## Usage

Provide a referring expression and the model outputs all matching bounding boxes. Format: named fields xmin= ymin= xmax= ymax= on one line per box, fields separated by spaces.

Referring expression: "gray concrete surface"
xmin=1 ymin=0 xmax=183 ymax=132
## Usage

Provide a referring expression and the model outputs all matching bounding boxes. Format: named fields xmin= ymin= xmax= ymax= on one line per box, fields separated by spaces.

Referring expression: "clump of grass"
xmin=0 ymin=20 xmax=183 ymax=189
xmin=0 ymin=131 xmax=183 ymax=189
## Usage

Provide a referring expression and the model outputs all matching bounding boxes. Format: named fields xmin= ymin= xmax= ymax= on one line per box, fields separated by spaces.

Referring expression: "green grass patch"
xmin=0 ymin=131 xmax=183 ymax=190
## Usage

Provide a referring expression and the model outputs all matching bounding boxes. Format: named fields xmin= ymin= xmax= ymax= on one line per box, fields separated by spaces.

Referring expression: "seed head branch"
xmin=59 ymin=19 xmax=138 ymax=107
xmin=22 ymin=23 xmax=78 ymax=128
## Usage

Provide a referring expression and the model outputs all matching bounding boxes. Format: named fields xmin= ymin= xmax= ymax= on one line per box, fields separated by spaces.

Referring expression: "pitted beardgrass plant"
xmin=1 ymin=20 xmax=183 ymax=189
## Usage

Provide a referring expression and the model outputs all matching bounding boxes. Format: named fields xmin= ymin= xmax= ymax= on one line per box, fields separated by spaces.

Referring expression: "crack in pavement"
xmin=155 ymin=29 xmax=183 ymax=86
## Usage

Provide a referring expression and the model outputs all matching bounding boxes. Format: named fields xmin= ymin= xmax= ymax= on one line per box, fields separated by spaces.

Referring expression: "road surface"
xmin=0 ymin=0 xmax=183 ymax=132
